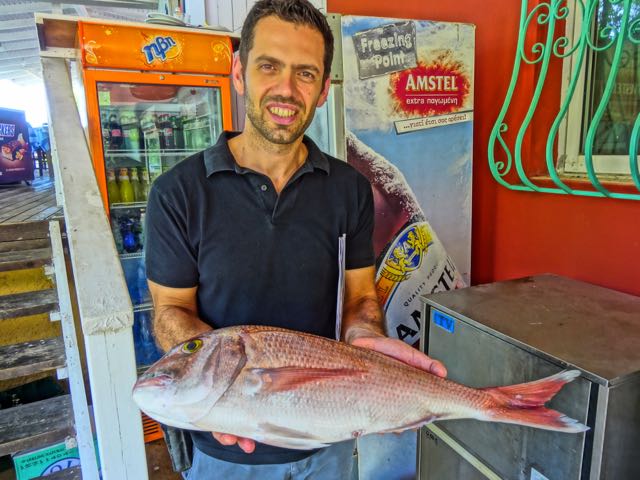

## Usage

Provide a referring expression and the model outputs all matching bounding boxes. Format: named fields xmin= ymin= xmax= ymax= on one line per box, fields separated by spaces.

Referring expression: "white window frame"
xmin=558 ymin=1 xmax=638 ymax=178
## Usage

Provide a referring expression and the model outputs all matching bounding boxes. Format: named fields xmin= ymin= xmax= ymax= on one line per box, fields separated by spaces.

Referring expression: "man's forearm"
xmin=154 ymin=305 xmax=212 ymax=352
xmin=342 ymin=296 xmax=386 ymax=344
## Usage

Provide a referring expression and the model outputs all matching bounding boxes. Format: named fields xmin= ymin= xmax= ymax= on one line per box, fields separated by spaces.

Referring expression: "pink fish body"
xmin=132 ymin=326 xmax=587 ymax=450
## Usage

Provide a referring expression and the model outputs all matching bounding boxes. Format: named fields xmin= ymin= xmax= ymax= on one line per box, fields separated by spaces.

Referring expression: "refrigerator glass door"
xmin=94 ymin=82 xmax=224 ymax=366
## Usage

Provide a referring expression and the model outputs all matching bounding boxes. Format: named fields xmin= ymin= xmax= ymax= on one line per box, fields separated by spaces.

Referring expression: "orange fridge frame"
xmin=82 ymin=68 xmax=233 ymax=214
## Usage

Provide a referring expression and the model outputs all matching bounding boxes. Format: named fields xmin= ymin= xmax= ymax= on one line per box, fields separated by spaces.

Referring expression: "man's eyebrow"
xmin=253 ymin=55 xmax=284 ymax=67
xmin=253 ymin=55 xmax=321 ymax=73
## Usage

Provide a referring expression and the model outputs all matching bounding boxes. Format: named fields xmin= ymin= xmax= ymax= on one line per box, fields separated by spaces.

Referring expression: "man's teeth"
xmin=269 ymin=107 xmax=295 ymax=118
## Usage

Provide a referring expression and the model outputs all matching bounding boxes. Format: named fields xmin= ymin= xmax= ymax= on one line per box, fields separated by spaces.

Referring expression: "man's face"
xmin=233 ymin=16 xmax=331 ymax=145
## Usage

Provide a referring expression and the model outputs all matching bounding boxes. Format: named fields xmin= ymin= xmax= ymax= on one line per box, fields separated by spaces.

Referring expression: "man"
xmin=145 ymin=1 xmax=447 ymax=478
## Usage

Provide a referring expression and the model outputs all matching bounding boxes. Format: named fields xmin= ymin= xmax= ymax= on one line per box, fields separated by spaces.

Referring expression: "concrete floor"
xmin=0 ymin=438 xmax=181 ymax=480
xmin=146 ymin=438 xmax=184 ymax=480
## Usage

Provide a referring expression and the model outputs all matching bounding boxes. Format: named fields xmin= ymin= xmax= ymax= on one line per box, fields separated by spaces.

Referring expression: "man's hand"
xmin=212 ymin=432 xmax=256 ymax=454
xmin=350 ymin=335 xmax=447 ymax=378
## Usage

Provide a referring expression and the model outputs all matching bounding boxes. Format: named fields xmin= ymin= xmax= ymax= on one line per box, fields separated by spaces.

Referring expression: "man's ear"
xmin=316 ymin=76 xmax=331 ymax=108
xmin=232 ymin=53 xmax=245 ymax=96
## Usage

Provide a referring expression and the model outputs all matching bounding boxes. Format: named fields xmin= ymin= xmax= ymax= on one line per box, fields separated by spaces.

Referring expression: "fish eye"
xmin=181 ymin=339 xmax=203 ymax=354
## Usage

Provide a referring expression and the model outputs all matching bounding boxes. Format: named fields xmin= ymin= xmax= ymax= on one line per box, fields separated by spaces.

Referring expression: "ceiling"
xmin=0 ymin=0 xmax=158 ymax=87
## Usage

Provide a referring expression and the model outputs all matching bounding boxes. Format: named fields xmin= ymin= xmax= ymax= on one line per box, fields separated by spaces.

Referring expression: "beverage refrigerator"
xmin=75 ymin=19 xmax=234 ymax=375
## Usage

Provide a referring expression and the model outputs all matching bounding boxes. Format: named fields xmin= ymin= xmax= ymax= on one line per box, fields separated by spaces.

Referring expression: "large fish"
xmin=132 ymin=326 xmax=587 ymax=449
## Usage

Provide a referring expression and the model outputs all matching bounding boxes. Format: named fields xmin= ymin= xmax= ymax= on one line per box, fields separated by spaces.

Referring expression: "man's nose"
xmin=272 ymin=70 xmax=296 ymax=98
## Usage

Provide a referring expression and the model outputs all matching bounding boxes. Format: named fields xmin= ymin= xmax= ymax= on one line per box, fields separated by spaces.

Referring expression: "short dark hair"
xmin=239 ymin=0 xmax=334 ymax=82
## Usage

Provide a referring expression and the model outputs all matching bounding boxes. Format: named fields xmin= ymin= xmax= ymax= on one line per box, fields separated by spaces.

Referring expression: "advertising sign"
xmin=342 ymin=15 xmax=475 ymax=480
xmin=0 ymin=108 xmax=34 ymax=184
xmin=78 ymin=21 xmax=232 ymax=75
xmin=342 ymin=16 xmax=474 ymax=347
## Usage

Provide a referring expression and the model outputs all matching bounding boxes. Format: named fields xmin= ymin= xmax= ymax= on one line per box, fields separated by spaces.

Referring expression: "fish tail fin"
xmin=479 ymin=370 xmax=588 ymax=433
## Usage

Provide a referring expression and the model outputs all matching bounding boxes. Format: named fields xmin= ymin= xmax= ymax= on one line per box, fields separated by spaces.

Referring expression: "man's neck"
xmin=229 ymin=125 xmax=308 ymax=194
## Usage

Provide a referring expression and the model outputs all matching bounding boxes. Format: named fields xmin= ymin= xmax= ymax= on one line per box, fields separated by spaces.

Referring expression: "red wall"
xmin=328 ymin=0 xmax=640 ymax=296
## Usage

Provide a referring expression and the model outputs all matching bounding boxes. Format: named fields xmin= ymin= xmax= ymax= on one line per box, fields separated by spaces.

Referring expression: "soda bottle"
xmin=140 ymin=168 xmax=151 ymax=198
xmin=110 ymin=217 xmax=124 ymax=254
xmin=106 ymin=169 xmax=121 ymax=204
xmin=108 ymin=113 xmax=122 ymax=149
xmin=160 ymin=113 xmax=175 ymax=150
xmin=171 ymin=115 xmax=184 ymax=150
xmin=154 ymin=113 xmax=166 ymax=149
xmin=101 ymin=112 xmax=110 ymax=150
xmin=121 ymin=219 xmax=138 ymax=253
xmin=121 ymin=110 xmax=142 ymax=160
xmin=139 ymin=212 xmax=146 ymax=250
xmin=130 ymin=168 xmax=144 ymax=202
xmin=118 ymin=168 xmax=135 ymax=203
xmin=191 ymin=118 xmax=204 ymax=149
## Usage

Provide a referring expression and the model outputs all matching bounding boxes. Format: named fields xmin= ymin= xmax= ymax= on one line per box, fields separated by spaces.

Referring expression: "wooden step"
xmin=0 ymin=288 xmax=58 ymax=320
xmin=0 ymin=247 xmax=52 ymax=272
xmin=0 ymin=237 xmax=50 ymax=253
xmin=0 ymin=337 xmax=65 ymax=381
xmin=0 ymin=221 xmax=51 ymax=242
xmin=34 ymin=466 xmax=82 ymax=480
xmin=0 ymin=394 xmax=74 ymax=457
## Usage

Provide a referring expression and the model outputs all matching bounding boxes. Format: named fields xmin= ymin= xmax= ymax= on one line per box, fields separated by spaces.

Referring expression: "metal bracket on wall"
xmin=488 ymin=0 xmax=640 ymax=200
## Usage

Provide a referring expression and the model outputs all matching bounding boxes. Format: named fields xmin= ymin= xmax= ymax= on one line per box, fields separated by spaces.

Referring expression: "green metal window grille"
xmin=489 ymin=0 xmax=640 ymax=200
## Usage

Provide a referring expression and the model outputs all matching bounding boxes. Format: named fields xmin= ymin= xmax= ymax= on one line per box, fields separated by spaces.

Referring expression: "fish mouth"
xmin=135 ymin=373 xmax=173 ymax=389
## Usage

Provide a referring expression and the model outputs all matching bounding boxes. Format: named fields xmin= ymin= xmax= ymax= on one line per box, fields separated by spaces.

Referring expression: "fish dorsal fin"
xmin=250 ymin=367 xmax=364 ymax=393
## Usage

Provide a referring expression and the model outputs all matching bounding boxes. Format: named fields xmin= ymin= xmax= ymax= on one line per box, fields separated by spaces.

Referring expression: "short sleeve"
xmin=145 ymin=183 xmax=198 ymax=288
xmin=345 ymin=174 xmax=375 ymax=270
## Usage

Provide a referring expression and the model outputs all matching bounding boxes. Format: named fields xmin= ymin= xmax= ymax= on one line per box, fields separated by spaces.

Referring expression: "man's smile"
xmin=268 ymin=106 xmax=296 ymax=118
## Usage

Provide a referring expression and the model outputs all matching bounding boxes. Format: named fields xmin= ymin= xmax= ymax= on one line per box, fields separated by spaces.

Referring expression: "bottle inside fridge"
xmin=96 ymin=81 xmax=224 ymax=366
xmin=98 ymin=82 xmax=223 ymax=197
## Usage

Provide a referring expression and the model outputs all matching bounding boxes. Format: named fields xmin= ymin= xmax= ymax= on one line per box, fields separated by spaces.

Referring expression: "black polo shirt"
xmin=145 ymin=131 xmax=374 ymax=465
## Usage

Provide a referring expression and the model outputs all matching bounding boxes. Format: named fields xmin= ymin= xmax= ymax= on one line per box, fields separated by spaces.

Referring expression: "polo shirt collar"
xmin=204 ymin=131 xmax=330 ymax=177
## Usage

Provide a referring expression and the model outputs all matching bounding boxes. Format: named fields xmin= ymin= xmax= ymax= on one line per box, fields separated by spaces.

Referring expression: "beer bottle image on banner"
xmin=346 ymin=131 xmax=465 ymax=345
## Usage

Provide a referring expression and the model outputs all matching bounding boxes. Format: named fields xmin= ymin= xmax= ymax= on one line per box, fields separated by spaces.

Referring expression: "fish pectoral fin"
xmin=250 ymin=367 xmax=364 ymax=393
xmin=256 ymin=423 xmax=329 ymax=450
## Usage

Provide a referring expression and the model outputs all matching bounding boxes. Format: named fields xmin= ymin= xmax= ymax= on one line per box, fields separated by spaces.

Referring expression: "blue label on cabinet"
xmin=433 ymin=310 xmax=455 ymax=333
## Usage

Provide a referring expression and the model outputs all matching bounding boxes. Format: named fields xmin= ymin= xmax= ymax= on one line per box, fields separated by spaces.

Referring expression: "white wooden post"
xmin=42 ymin=56 xmax=148 ymax=480
xmin=49 ymin=220 xmax=101 ymax=480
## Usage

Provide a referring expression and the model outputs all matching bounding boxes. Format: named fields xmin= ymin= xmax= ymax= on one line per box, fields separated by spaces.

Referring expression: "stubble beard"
xmin=244 ymin=90 xmax=317 ymax=146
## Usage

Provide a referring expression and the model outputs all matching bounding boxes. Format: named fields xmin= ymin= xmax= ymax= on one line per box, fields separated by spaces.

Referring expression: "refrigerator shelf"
xmin=105 ymin=149 xmax=201 ymax=157
xmin=120 ymin=251 xmax=144 ymax=260
xmin=111 ymin=201 xmax=147 ymax=210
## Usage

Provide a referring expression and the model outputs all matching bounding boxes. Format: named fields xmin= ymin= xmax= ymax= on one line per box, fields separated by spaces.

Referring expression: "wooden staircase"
xmin=0 ymin=220 xmax=99 ymax=479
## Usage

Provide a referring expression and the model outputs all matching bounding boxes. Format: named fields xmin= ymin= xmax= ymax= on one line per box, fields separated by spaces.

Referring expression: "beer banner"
xmin=342 ymin=16 xmax=475 ymax=346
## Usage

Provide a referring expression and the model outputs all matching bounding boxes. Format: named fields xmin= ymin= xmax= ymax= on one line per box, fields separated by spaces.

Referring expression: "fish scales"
xmin=133 ymin=326 xmax=588 ymax=450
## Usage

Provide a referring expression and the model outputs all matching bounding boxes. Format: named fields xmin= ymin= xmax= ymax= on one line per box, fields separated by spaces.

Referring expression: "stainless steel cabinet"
xmin=418 ymin=275 xmax=640 ymax=480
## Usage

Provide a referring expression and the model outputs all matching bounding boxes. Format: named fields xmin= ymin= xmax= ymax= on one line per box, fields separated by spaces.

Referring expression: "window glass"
xmin=584 ymin=1 xmax=640 ymax=156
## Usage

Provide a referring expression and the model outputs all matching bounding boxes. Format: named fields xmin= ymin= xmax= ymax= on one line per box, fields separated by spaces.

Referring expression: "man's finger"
xmin=212 ymin=432 xmax=237 ymax=445
xmin=237 ymin=437 xmax=256 ymax=453
xmin=428 ymin=360 xmax=447 ymax=378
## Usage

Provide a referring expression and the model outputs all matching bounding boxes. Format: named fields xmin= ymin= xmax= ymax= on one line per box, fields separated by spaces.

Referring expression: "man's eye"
xmin=260 ymin=64 xmax=275 ymax=72
xmin=299 ymin=71 xmax=316 ymax=81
